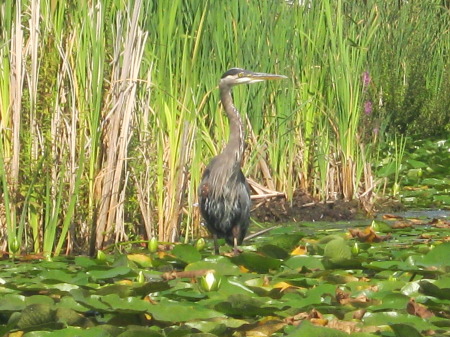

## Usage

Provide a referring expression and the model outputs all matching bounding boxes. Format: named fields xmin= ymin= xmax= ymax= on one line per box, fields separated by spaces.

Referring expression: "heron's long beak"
xmin=247 ymin=71 xmax=288 ymax=81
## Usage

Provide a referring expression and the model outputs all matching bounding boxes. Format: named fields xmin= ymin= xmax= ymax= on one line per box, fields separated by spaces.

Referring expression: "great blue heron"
xmin=199 ymin=68 xmax=287 ymax=254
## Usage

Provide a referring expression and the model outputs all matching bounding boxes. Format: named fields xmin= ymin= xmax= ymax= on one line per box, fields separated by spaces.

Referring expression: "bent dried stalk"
xmin=95 ymin=0 xmax=147 ymax=249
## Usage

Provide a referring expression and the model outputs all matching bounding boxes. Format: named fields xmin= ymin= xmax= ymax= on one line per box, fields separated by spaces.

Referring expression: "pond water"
xmin=252 ymin=208 xmax=450 ymax=240
xmin=391 ymin=209 xmax=450 ymax=219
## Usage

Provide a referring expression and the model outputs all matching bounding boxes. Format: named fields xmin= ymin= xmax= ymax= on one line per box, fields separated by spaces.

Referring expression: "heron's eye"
xmin=238 ymin=72 xmax=244 ymax=78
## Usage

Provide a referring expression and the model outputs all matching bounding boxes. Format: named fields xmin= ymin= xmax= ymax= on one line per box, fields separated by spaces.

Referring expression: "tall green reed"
xmin=0 ymin=0 xmax=448 ymax=255
xmin=370 ymin=1 xmax=449 ymax=136
xmin=0 ymin=0 xmax=25 ymax=254
xmin=140 ymin=0 xmax=213 ymax=242
xmin=71 ymin=0 xmax=108 ymax=251
xmin=0 ymin=1 xmax=13 ymax=252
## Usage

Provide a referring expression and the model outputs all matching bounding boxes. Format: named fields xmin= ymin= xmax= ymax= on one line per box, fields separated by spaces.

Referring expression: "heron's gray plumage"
xmin=199 ymin=68 xmax=287 ymax=254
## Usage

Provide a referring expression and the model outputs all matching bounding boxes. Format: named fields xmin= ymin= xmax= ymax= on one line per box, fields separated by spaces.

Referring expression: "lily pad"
xmin=172 ymin=244 xmax=202 ymax=264
xmin=214 ymin=293 xmax=279 ymax=316
xmin=417 ymin=242 xmax=450 ymax=269
xmin=390 ymin=323 xmax=423 ymax=337
xmin=185 ymin=256 xmax=241 ymax=276
xmin=284 ymin=255 xmax=325 ymax=271
xmin=86 ymin=266 xmax=133 ymax=280
xmin=231 ymin=252 xmax=282 ymax=273
xmin=146 ymin=298 xmax=225 ymax=322
xmin=285 ymin=320 xmax=349 ymax=337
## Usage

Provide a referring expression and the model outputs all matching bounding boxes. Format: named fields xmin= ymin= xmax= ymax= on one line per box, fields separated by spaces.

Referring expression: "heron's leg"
xmin=233 ymin=237 xmax=239 ymax=255
xmin=213 ymin=234 xmax=219 ymax=255
xmin=232 ymin=225 xmax=241 ymax=255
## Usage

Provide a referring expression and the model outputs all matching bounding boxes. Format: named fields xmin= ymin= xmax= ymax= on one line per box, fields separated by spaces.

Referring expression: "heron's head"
xmin=220 ymin=68 xmax=287 ymax=87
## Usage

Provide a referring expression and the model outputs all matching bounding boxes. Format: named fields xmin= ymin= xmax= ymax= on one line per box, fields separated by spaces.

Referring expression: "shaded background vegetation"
xmin=0 ymin=0 xmax=449 ymax=256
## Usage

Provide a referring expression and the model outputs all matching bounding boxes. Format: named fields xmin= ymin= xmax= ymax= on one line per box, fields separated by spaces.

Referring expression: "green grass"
xmin=0 ymin=0 xmax=448 ymax=255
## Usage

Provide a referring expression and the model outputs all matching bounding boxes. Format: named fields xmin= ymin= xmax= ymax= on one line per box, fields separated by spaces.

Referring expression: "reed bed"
xmin=0 ymin=0 xmax=448 ymax=255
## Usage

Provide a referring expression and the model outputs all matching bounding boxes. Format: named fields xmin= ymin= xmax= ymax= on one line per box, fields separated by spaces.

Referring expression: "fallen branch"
xmin=244 ymin=226 xmax=279 ymax=241
xmin=247 ymin=177 xmax=285 ymax=199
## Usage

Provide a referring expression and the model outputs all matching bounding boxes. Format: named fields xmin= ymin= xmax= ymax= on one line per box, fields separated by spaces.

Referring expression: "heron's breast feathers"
xmin=199 ymin=166 xmax=250 ymax=216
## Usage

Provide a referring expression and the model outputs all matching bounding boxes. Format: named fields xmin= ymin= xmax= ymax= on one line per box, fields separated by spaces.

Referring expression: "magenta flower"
xmin=364 ymin=101 xmax=373 ymax=115
xmin=362 ymin=71 xmax=371 ymax=88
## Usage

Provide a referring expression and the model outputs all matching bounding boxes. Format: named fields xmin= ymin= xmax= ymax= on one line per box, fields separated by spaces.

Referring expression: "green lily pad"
xmin=260 ymin=233 xmax=305 ymax=251
xmin=214 ymin=293 xmax=279 ymax=316
xmin=284 ymin=255 xmax=325 ymax=271
xmin=185 ymin=317 xmax=247 ymax=333
xmin=419 ymin=280 xmax=450 ymax=300
xmin=117 ymin=326 xmax=163 ymax=337
xmin=418 ymin=242 xmax=450 ymax=268
xmin=323 ymin=237 xmax=356 ymax=267
xmin=172 ymin=244 xmax=202 ymax=264
xmin=75 ymin=256 xmax=100 ymax=268
xmin=185 ymin=256 xmax=241 ymax=275
xmin=257 ymin=244 xmax=290 ymax=259
xmin=95 ymin=284 xmax=133 ymax=297
xmin=231 ymin=252 xmax=281 ymax=273
xmin=87 ymin=266 xmax=133 ymax=280
xmin=285 ymin=320 xmax=349 ymax=336
xmin=433 ymin=194 xmax=450 ymax=205
xmin=363 ymin=311 xmax=437 ymax=331
xmin=29 ymin=326 xmax=118 ymax=336
xmin=421 ymin=178 xmax=449 ymax=187
xmin=16 ymin=303 xmax=57 ymax=329
xmin=370 ymin=293 xmax=410 ymax=311
xmin=70 ymin=289 xmax=112 ymax=311
xmin=371 ymin=220 xmax=392 ymax=233
xmin=117 ymin=326 xmax=164 ymax=337
xmin=390 ymin=323 xmax=423 ymax=337
xmin=39 ymin=270 xmax=74 ymax=283
xmin=146 ymin=298 xmax=225 ymax=322
xmin=99 ymin=294 xmax=152 ymax=312
xmin=282 ymin=283 xmax=336 ymax=310
xmin=0 ymin=294 xmax=26 ymax=311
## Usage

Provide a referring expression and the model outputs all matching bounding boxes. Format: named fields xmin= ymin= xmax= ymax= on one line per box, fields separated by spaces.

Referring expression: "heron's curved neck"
xmin=220 ymin=85 xmax=244 ymax=164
